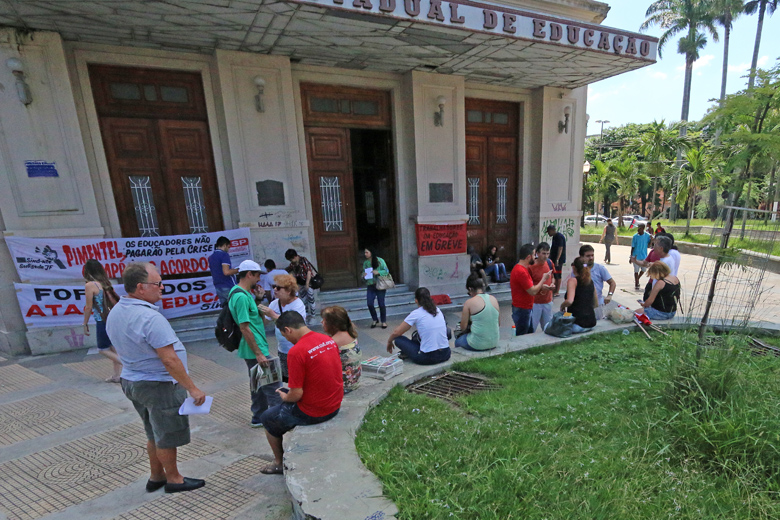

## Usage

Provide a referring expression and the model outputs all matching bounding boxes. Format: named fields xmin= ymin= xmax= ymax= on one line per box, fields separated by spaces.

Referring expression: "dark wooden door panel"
xmin=100 ymin=118 xmax=172 ymax=237
xmin=158 ymin=120 xmax=223 ymax=235
xmin=465 ymin=98 xmax=520 ymax=263
xmin=466 ymin=135 xmax=488 ymax=254
xmin=306 ymin=127 xmax=358 ymax=288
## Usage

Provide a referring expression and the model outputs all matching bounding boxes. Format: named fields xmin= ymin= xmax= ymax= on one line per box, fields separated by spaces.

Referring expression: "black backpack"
xmin=215 ymin=289 xmax=242 ymax=352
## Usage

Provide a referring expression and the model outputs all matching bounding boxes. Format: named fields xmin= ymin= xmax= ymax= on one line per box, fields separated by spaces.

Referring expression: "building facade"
xmin=0 ymin=0 xmax=656 ymax=355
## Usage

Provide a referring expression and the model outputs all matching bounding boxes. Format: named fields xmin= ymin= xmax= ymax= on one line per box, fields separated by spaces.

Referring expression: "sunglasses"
xmin=271 ymin=285 xmax=283 ymax=290
xmin=141 ymin=281 xmax=164 ymax=288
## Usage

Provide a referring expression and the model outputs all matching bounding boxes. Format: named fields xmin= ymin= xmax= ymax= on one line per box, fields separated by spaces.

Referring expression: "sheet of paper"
xmin=178 ymin=395 xmax=213 ymax=415
xmin=364 ymin=267 xmax=374 ymax=280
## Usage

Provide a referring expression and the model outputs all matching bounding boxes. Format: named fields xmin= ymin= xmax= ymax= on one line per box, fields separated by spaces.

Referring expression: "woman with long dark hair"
xmin=483 ymin=245 xmax=508 ymax=282
xmin=322 ymin=306 xmax=361 ymax=393
xmin=386 ymin=287 xmax=450 ymax=365
xmin=554 ymin=257 xmax=597 ymax=334
xmin=82 ymin=259 xmax=122 ymax=382
xmin=362 ymin=248 xmax=389 ymax=328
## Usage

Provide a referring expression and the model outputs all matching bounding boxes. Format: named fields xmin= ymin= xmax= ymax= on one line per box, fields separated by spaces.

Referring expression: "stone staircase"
xmin=170 ymin=282 xmax=514 ymax=342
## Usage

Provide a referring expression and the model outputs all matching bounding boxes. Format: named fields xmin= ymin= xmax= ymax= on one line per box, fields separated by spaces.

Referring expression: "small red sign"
xmin=416 ymin=224 xmax=467 ymax=256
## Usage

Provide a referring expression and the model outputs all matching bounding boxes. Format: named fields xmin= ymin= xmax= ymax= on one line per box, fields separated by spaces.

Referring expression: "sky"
xmin=586 ymin=1 xmax=780 ymax=136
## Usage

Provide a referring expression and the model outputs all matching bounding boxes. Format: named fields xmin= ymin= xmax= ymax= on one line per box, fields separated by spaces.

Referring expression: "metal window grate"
xmin=496 ymin=177 xmax=508 ymax=224
xmin=181 ymin=176 xmax=209 ymax=234
xmin=129 ymin=175 xmax=160 ymax=237
xmin=320 ymin=176 xmax=344 ymax=232
xmin=407 ymin=371 xmax=500 ymax=403
xmin=468 ymin=177 xmax=480 ymax=225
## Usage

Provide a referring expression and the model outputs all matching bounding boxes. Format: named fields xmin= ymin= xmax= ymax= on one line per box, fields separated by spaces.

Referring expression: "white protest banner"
xmin=15 ymin=277 xmax=223 ymax=328
xmin=6 ymin=228 xmax=252 ymax=282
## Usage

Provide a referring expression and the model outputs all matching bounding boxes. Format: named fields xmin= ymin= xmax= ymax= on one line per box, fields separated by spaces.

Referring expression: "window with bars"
xmin=319 ymin=176 xmax=344 ymax=232
xmin=496 ymin=178 xmax=508 ymax=224
xmin=129 ymin=176 xmax=160 ymax=237
xmin=468 ymin=177 xmax=480 ymax=225
xmin=181 ymin=176 xmax=209 ymax=234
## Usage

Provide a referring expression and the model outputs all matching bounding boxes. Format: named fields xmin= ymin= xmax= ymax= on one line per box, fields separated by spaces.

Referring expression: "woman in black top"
xmin=560 ymin=257 xmax=598 ymax=333
xmin=640 ymin=262 xmax=680 ymax=320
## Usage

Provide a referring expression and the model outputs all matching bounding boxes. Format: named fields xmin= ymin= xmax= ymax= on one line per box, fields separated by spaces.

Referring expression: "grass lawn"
xmin=356 ymin=331 xmax=780 ymax=519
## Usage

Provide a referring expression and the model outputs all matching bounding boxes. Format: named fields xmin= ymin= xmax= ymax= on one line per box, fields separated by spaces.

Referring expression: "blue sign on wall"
xmin=25 ymin=160 xmax=59 ymax=178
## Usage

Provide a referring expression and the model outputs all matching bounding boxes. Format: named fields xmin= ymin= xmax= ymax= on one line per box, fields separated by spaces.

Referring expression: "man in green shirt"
xmin=229 ymin=260 xmax=281 ymax=428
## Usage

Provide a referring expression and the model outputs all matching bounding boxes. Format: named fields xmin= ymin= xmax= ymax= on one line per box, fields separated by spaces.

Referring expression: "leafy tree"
xmin=708 ymin=0 xmax=746 ymax=216
xmin=697 ymin=64 xmax=780 ymax=340
xmin=676 ymin=142 xmax=714 ymax=233
xmin=744 ymin=0 xmax=778 ymax=89
xmin=641 ymin=0 xmax=719 ymax=220
xmin=612 ymin=155 xmax=650 ymax=227
xmin=587 ymin=160 xmax=617 ymax=217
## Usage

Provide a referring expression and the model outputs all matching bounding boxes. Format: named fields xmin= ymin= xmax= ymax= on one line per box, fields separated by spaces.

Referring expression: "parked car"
xmin=583 ymin=215 xmax=609 ymax=225
xmin=621 ymin=215 xmax=648 ymax=226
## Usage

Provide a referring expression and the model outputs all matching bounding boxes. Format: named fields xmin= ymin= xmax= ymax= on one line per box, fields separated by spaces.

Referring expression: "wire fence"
xmin=685 ymin=206 xmax=779 ymax=332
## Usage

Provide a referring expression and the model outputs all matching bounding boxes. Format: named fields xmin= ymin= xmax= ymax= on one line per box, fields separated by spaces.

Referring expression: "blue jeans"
xmin=644 ymin=308 xmax=676 ymax=321
xmin=366 ymin=284 xmax=387 ymax=323
xmin=394 ymin=336 xmax=451 ymax=365
xmin=485 ymin=263 xmax=508 ymax=282
xmin=260 ymin=402 xmax=339 ymax=439
xmin=512 ymin=306 xmax=534 ymax=335
xmin=571 ymin=324 xmax=594 ymax=334
xmin=216 ymin=285 xmax=232 ymax=306
xmin=454 ymin=333 xmax=495 ymax=351
xmin=244 ymin=359 xmax=282 ymax=424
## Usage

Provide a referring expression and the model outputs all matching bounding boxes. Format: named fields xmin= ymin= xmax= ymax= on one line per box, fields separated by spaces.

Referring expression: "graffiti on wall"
xmin=419 ymin=256 xmax=465 ymax=286
xmin=255 ymin=231 xmax=309 ymax=265
xmin=540 ymin=217 xmax=576 ymax=243
xmin=551 ymin=203 xmax=567 ymax=212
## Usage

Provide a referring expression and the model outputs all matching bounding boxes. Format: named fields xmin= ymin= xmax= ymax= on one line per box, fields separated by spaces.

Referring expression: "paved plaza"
xmin=1 ymin=242 xmax=779 ymax=520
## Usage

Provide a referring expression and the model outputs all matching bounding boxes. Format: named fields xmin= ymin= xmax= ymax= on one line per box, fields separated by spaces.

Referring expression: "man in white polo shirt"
xmin=107 ymin=262 xmax=207 ymax=494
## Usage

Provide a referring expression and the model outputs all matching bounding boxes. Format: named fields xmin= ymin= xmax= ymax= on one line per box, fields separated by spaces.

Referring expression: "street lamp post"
xmin=595 ymin=119 xmax=610 ymax=161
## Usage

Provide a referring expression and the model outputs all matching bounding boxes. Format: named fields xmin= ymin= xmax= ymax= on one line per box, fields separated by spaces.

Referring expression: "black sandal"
xmin=381 ymin=323 xmax=388 ymax=329
xmin=371 ymin=321 xmax=379 ymax=328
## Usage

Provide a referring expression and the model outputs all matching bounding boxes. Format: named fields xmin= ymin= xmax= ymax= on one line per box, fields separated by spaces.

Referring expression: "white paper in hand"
xmin=364 ymin=267 xmax=374 ymax=280
xmin=178 ymin=396 xmax=213 ymax=415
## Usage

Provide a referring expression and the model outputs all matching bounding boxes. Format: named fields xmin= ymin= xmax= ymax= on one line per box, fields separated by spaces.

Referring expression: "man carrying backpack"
xmin=229 ymin=260 xmax=282 ymax=428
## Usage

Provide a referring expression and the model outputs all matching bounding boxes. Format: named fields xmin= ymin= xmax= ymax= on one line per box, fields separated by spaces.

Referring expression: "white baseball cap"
xmin=238 ymin=260 xmax=262 ymax=272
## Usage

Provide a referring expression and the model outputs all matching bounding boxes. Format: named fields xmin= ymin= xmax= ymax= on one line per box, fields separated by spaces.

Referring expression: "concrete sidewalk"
xmin=2 ymin=243 xmax=779 ymax=520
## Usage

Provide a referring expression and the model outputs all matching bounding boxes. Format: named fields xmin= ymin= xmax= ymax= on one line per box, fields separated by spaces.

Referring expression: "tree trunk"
xmin=710 ymin=23 xmax=732 ymax=219
xmin=748 ymin=1 xmax=766 ymax=91
xmin=765 ymin=162 xmax=777 ymax=224
xmin=686 ymin=187 xmax=695 ymax=235
xmin=740 ymin=177 xmax=753 ymax=239
xmin=672 ymin=52 xmax=694 ymax=222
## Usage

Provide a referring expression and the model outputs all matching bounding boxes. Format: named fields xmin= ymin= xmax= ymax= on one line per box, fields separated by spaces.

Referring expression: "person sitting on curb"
xmin=636 ymin=261 xmax=681 ymax=321
xmin=258 ymin=311 xmax=343 ymax=475
xmin=386 ymin=287 xmax=451 ymax=365
xmin=554 ymin=257 xmax=597 ymax=334
xmin=455 ymin=276 xmax=500 ymax=352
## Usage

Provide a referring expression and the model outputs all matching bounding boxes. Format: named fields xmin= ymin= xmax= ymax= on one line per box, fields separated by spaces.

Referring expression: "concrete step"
xmin=169 ymin=283 xmax=513 ymax=342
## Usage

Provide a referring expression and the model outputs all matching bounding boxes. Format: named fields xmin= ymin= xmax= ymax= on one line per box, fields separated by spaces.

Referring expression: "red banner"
xmin=416 ymin=224 xmax=467 ymax=256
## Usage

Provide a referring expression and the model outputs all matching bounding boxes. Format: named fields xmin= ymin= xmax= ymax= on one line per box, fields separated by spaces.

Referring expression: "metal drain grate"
xmin=407 ymin=371 xmax=500 ymax=403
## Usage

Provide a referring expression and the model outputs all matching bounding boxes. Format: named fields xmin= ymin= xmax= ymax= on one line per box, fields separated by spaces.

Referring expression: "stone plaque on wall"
xmin=429 ymin=183 xmax=453 ymax=203
xmin=256 ymin=180 xmax=285 ymax=206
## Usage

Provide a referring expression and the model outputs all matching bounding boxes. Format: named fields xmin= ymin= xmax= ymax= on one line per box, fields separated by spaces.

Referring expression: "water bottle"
xmin=622 ymin=329 xmax=630 ymax=336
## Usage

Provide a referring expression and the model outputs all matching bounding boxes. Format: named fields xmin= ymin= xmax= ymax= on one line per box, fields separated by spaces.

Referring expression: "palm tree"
xmin=587 ymin=160 xmax=617 ymax=217
xmin=612 ymin=156 xmax=650 ymax=227
xmin=744 ymin=0 xmax=778 ymax=90
xmin=630 ymin=120 xmax=687 ymax=217
xmin=676 ymin=143 xmax=713 ymax=234
xmin=641 ymin=0 xmax=719 ymax=221
xmin=709 ymin=0 xmax=745 ymax=217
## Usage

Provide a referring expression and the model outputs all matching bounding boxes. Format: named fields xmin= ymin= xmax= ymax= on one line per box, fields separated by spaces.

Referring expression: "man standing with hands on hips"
xmin=107 ymin=262 xmax=207 ymax=494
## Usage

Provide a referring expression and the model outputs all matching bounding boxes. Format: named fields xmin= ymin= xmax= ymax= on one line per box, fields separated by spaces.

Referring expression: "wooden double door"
xmin=302 ymin=84 xmax=397 ymax=289
xmin=90 ymin=65 xmax=222 ymax=237
xmin=465 ymin=98 xmax=520 ymax=262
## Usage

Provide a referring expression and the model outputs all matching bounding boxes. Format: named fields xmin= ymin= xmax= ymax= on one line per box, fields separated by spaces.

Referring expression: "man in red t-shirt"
xmin=259 ymin=311 xmax=343 ymax=475
xmin=510 ymin=243 xmax=554 ymax=335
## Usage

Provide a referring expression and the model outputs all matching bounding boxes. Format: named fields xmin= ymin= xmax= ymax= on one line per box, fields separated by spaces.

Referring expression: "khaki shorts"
xmin=633 ymin=263 xmax=646 ymax=274
xmin=121 ymin=379 xmax=190 ymax=449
